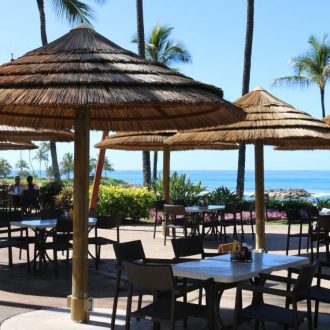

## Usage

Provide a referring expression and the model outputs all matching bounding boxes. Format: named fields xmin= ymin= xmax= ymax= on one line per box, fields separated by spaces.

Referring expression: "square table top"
xmin=11 ymin=217 xmax=97 ymax=229
xmin=185 ymin=205 xmax=225 ymax=213
xmin=172 ymin=253 xmax=309 ymax=283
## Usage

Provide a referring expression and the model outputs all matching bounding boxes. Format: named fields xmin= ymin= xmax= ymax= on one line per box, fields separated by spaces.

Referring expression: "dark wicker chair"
xmin=314 ymin=216 xmax=330 ymax=262
xmin=123 ymin=261 xmax=209 ymax=330
xmin=237 ymin=201 xmax=255 ymax=240
xmin=288 ymin=261 xmax=330 ymax=328
xmin=153 ymin=199 xmax=165 ymax=239
xmin=88 ymin=215 xmax=121 ymax=269
xmin=111 ymin=240 xmax=172 ymax=329
xmin=233 ymin=261 xmax=318 ymax=330
xmin=0 ymin=210 xmax=30 ymax=270
xmin=42 ymin=219 xmax=73 ymax=275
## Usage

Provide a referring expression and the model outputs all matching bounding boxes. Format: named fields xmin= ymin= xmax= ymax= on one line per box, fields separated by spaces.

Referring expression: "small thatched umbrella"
xmin=0 ymin=24 xmax=245 ymax=322
xmin=0 ymin=125 xmax=73 ymax=142
xmin=167 ymin=87 xmax=330 ymax=249
xmin=0 ymin=141 xmax=38 ymax=150
xmin=324 ymin=115 xmax=330 ymax=125
xmin=94 ymin=131 xmax=238 ymax=202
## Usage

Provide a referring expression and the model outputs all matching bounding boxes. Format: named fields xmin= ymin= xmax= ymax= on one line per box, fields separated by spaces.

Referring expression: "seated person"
xmin=8 ymin=176 xmax=23 ymax=208
xmin=22 ymin=176 xmax=39 ymax=214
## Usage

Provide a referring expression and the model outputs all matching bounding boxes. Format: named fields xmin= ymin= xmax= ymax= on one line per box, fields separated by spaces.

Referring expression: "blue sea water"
xmin=109 ymin=170 xmax=330 ymax=197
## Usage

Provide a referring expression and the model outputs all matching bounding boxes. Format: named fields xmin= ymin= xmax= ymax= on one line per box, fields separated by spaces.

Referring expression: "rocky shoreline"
xmin=264 ymin=188 xmax=313 ymax=199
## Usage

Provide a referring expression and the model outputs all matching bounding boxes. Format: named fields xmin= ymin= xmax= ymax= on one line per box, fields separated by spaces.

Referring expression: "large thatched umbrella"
xmin=94 ymin=131 xmax=238 ymax=203
xmin=167 ymin=87 xmax=330 ymax=250
xmin=0 ymin=24 xmax=245 ymax=322
xmin=0 ymin=141 xmax=38 ymax=150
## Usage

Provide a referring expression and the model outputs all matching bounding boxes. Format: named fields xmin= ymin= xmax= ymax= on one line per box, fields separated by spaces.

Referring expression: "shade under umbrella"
xmin=0 ymin=141 xmax=38 ymax=150
xmin=0 ymin=125 xmax=73 ymax=142
xmin=0 ymin=24 xmax=245 ymax=322
xmin=167 ymin=87 xmax=330 ymax=250
xmin=94 ymin=131 xmax=238 ymax=202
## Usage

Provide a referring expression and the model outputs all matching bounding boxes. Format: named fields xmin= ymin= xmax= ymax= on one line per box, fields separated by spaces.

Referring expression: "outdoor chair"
xmin=42 ymin=219 xmax=73 ymax=275
xmin=111 ymin=240 xmax=173 ymax=329
xmin=22 ymin=189 xmax=40 ymax=215
xmin=237 ymin=201 xmax=255 ymax=240
xmin=288 ymin=261 xmax=330 ymax=328
xmin=40 ymin=207 xmax=64 ymax=220
xmin=200 ymin=211 xmax=220 ymax=240
xmin=218 ymin=202 xmax=244 ymax=242
xmin=314 ymin=215 xmax=330 ymax=262
xmin=285 ymin=208 xmax=311 ymax=256
xmin=88 ymin=215 xmax=121 ymax=269
xmin=233 ymin=261 xmax=318 ymax=330
xmin=0 ymin=210 xmax=30 ymax=270
xmin=153 ymin=199 xmax=165 ymax=239
xmin=123 ymin=261 xmax=209 ymax=330
xmin=163 ymin=204 xmax=196 ymax=245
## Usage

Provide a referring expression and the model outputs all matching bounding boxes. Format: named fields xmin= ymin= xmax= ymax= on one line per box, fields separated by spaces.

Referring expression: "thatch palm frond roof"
xmin=94 ymin=131 xmax=239 ymax=151
xmin=0 ymin=24 xmax=245 ymax=131
xmin=166 ymin=87 xmax=330 ymax=145
xmin=0 ymin=125 xmax=73 ymax=142
xmin=0 ymin=141 xmax=38 ymax=150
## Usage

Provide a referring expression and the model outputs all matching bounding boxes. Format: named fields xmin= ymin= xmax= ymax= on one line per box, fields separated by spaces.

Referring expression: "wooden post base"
xmin=67 ymin=295 xmax=89 ymax=322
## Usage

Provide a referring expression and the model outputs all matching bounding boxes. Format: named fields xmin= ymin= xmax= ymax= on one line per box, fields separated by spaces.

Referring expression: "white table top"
xmin=185 ymin=205 xmax=225 ymax=213
xmin=11 ymin=217 xmax=97 ymax=229
xmin=172 ymin=253 xmax=309 ymax=283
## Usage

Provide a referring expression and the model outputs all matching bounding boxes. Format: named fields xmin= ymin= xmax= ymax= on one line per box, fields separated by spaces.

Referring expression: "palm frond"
xmin=272 ymin=76 xmax=312 ymax=89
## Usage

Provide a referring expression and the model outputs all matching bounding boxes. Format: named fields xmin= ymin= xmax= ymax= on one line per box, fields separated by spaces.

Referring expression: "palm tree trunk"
xmin=153 ymin=151 xmax=158 ymax=180
xmin=236 ymin=0 xmax=254 ymax=199
xmin=136 ymin=0 xmax=151 ymax=186
xmin=36 ymin=0 xmax=61 ymax=181
xmin=320 ymin=87 xmax=326 ymax=118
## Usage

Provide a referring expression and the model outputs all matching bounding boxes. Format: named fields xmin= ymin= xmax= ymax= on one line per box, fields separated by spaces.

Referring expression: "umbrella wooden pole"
xmin=254 ymin=141 xmax=265 ymax=250
xmin=163 ymin=145 xmax=170 ymax=202
xmin=89 ymin=131 xmax=109 ymax=213
xmin=69 ymin=108 xmax=90 ymax=322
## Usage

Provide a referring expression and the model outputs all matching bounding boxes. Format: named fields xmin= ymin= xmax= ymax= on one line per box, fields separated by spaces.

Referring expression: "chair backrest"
xmin=164 ymin=204 xmax=186 ymax=217
xmin=123 ymin=261 xmax=175 ymax=291
xmin=155 ymin=200 xmax=166 ymax=211
xmin=55 ymin=219 xmax=73 ymax=233
xmin=172 ymin=199 xmax=185 ymax=206
xmin=285 ymin=209 xmax=301 ymax=223
xmin=23 ymin=189 xmax=39 ymax=200
xmin=317 ymin=216 xmax=330 ymax=232
xmin=293 ymin=261 xmax=318 ymax=296
xmin=171 ymin=237 xmax=204 ymax=259
xmin=218 ymin=242 xmax=233 ymax=254
xmin=113 ymin=240 xmax=146 ymax=264
xmin=225 ymin=202 xmax=238 ymax=213
xmin=239 ymin=201 xmax=254 ymax=212
xmin=96 ymin=215 xmax=122 ymax=229
xmin=0 ymin=210 xmax=22 ymax=227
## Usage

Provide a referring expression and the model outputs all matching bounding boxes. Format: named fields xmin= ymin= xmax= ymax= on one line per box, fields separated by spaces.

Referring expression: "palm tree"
xmin=135 ymin=0 xmax=151 ymax=187
xmin=33 ymin=143 xmax=49 ymax=178
xmin=273 ymin=34 xmax=330 ymax=118
xmin=89 ymin=157 xmax=97 ymax=176
xmin=35 ymin=0 xmax=105 ymax=181
xmin=15 ymin=159 xmax=29 ymax=176
xmin=0 ymin=159 xmax=12 ymax=178
xmin=103 ymin=156 xmax=114 ymax=178
xmin=133 ymin=23 xmax=191 ymax=180
xmin=236 ymin=0 xmax=255 ymax=199
xmin=60 ymin=152 xmax=74 ymax=179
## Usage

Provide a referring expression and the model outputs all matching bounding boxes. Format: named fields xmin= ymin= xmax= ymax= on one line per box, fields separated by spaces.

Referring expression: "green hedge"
xmin=95 ymin=185 xmax=156 ymax=221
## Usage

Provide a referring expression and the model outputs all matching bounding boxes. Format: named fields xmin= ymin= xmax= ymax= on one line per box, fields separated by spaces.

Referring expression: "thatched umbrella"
xmin=0 ymin=125 xmax=73 ymax=142
xmin=0 ymin=141 xmax=38 ymax=150
xmin=167 ymin=87 xmax=330 ymax=250
xmin=94 ymin=131 xmax=238 ymax=202
xmin=0 ymin=24 xmax=245 ymax=322
xmin=324 ymin=115 xmax=330 ymax=125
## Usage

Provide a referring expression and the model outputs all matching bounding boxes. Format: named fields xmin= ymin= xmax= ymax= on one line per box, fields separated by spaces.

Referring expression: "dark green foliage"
xmin=316 ymin=198 xmax=330 ymax=210
xmin=208 ymin=186 xmax=239 ymax=205
xmin=39 ymin=181 xmax=64 ymax=208
xmin=54 ymin=186 xmax=73 ymax=212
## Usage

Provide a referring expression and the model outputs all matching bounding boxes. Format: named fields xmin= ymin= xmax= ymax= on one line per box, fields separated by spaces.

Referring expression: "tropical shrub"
xmin=316 ymin=198 xmax=330 ymax=210
xmin=54 ymin=186 xmax=74 ymax=212
xmin=39 ymin=181 xmax=64 ymax=208
xmin=282 ymin=199 xmax=310 ymax=211
xmin=96 ymin=185 xmax=156 ymax=221
xmin=151 ymin=172 xmax=206 ymax=206
xmin=208 ymin=186 xmax=238 ymax=205
xmin=266 ymin=198 xmax=284 ymax=210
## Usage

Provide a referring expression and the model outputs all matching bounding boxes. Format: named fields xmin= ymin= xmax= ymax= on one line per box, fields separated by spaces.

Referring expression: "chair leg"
xmin=8 ymin=246 xmax=13 ymax=268
xmin=153 ymin=210 xmax=158 ymax=239
xmin=54 ymin=250 xmax=58 ymax=276
xmin=95 ymin=245 xmax=100 ymax=270
xmin=286 ymin=225 xmax=291 ymax=255
xmin=125 ymin=284 xmax=133 ymax=330
xmin=26 ymin=245 xmax=30 ymax=272
xmin=314 ymin=300 xmax=319 ymax=328
xmin=307 ymin=298 xmax=313 ymax=330
xmin=111 ymin=269 xmax=121 ymax=330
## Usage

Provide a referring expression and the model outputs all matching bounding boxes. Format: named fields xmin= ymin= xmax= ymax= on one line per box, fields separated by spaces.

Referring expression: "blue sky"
xmin=0 ymin=0 xmax=330 ymax=171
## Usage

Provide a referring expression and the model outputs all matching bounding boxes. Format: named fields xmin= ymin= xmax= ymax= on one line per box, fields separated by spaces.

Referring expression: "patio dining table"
xmin=11 ymin=218 xmax=97 ymax=269
xmin=172 ymin=252 xmax=309 ymax=329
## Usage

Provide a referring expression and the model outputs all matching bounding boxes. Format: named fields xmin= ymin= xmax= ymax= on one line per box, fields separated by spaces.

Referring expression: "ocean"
xmin=109 ymin=170 xmax=330 ymax=198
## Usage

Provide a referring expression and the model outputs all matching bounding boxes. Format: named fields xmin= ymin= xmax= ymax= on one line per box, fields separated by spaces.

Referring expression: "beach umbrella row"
xmin=167 ymin=87 xmax=330 ymax=249
xmin=94 ymin=131 xmax=238 ymax=202
xmin=0 ymin=24 xmax=245 ymax=322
